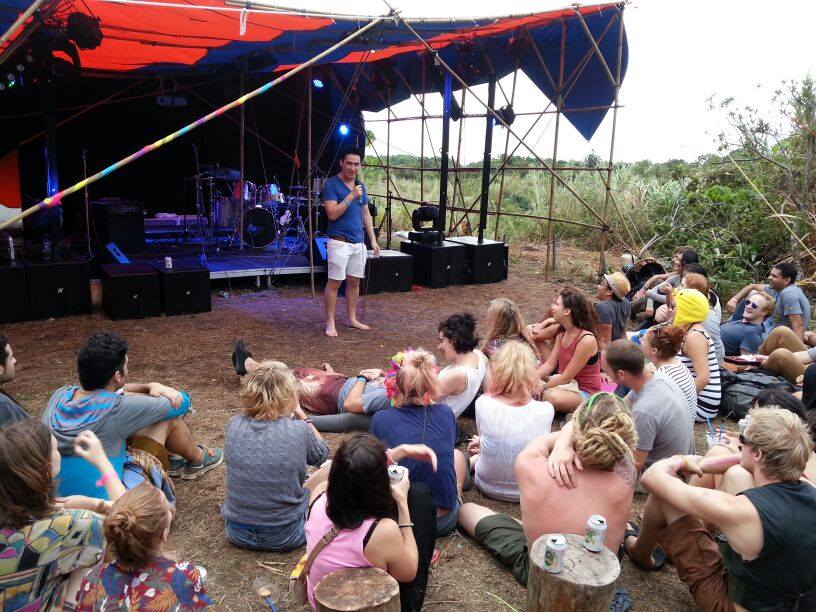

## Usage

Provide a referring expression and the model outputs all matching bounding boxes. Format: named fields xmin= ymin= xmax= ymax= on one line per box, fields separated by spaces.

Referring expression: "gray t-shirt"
xmin=222 ymin=414 xmax=329 ymax=528
xmin=595 ymin=298 xmax=631 ymax=342
xmin=336 ymin=377 xmax=391 ymax=415
xmin=767 ymin=284 xmax=811 ymax=330
xmin=627 ymin=372 xmax=695 ymax=469
xmin=0 ymin=390 xmax=27 ymax=427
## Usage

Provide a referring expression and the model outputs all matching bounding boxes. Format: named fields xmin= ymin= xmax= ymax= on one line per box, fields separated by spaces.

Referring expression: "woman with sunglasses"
xmin=640 ymin=324 xmax=698 ymax=422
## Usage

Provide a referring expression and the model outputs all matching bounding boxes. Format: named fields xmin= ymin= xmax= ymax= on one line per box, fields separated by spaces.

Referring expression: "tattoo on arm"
xmin=615 ymin=455 xmax=638 ymax=486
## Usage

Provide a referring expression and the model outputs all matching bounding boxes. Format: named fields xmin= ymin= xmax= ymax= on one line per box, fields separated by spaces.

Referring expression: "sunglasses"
xmin=745 ymin=300 xmax=761 ymax=309
xmin=738 ymin=433 xmax=752 ymax=450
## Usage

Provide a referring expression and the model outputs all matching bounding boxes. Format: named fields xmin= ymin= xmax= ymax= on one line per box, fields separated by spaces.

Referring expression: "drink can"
xmin=388 ymin=465 xmax=406 ymax=483
xmin=164 ymin=256 xmax=173 ymax=269
xmin=738 ymin=418 xmax=749 ymax=434
xmin=584 ymin=515 xmax=607 ymax=552
xmin=543 ymin=534 xmax=567 ymax=574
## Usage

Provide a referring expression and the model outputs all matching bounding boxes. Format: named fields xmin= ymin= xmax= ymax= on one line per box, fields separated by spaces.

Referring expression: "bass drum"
xmin=242 ymin=207 xmax=278 ymax=249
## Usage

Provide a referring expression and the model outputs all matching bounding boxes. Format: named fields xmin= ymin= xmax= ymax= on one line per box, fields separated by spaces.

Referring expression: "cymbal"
xmin=201 ymin=165 xmax=241 ymax=181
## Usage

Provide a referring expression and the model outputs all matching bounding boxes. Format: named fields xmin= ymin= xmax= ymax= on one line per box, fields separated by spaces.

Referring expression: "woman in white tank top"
xmin=436 ymin=313 xmax=487 ymax=417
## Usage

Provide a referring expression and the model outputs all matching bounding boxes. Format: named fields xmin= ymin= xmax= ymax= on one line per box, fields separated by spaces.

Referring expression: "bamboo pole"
xmin=386 ymin=88 xmax=393 ymax=248
xmin=572 ymin=8 xmax=618 ymax=88
xmin=238 ymin=70 xmax=246 ymax=250
xmin=0 ymin=0 xmax=46 ymax=46
xmin=420 ymin=60 xmax=426 ymax=202
xmin=494 ymin=65 xmax=518 ymax=240
xmin=0 ymin=14 xmax=389 ymax=231
xmin=307 ymin=68 xmax=315 ymax=297
xmin=545 ymin=22 xmax=566 ymax=281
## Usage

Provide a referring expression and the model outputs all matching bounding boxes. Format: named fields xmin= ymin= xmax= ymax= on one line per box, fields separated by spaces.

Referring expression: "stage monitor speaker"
xmin=24 ymin=256 xmax=91 ymax=320
xmin=313 ymin=236 xmax=328 ymax=265
xmin=447 ymin=236 xmax=508 ymax=284
xmin=0 ymin=261 xmax=29 ymax=323
xmin=399 ymin=240 xmax=466 ymax=289
xmin=152 ymin=261 xmax=211 ymax=316
xmin=101 ymin=263 xmax=160 ymax=320
xmin=91 ymin=200 xmax=145 ymax=253
xmin=364 ymin=250 xmax=413 ymax=294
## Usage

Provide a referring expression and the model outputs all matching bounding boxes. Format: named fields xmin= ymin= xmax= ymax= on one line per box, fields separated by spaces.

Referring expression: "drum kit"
xmin=196 ymin=165 xmax=319 ymax=253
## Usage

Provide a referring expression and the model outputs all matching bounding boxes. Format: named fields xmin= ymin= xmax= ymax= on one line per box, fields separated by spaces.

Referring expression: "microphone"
xmin=354 ymin=177 xmax=362 ymax=204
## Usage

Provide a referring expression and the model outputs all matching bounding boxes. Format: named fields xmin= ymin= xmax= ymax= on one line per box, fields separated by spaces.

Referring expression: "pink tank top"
xmin=305 ymin=494 xmax=376 ymax=608
xmin=557 ymin=331 xmax=602 ymax=394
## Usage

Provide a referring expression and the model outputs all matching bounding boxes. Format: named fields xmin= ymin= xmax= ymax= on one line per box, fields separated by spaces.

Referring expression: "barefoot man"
xmin=321 ymin=146 xmax=380 ymax=336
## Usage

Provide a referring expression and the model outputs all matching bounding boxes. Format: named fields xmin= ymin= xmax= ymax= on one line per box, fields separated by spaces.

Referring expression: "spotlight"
xmin=493 ymin=104 xmax=515 ymax=127
xmin=312 ymin=78 xmax=324 ymax=89
xmin=0 ymin=83 xmax=5 ymax=91
xmin=6 ymin=74 xmax=15 ymax=87
xmin=16 ymin=63 xmax=24 ymax=72
xmin=66 ymin=12 xmax=103 ymax=50
xmin=338 ymin=123 xmax=350 ymax=136
xmin=450 ymin=96 xmax=462 ymax=122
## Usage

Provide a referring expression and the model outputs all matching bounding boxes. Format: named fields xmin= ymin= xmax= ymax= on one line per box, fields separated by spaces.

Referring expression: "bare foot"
xmin=325 ymin=324 xmax=338 ymax=337
xmin=322 ymin=363 xmax=335 ymax=373
xmin=349 ymin=320 xmax=370 ymax=331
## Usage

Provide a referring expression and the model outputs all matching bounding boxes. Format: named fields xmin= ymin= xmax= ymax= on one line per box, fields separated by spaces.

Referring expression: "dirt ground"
xmin=4 ymin=243 xmax=702 ymax=611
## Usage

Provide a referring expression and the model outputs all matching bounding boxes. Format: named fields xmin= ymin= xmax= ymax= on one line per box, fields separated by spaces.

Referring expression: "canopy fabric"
xmin=0 ymin=1 xmax=627 ymax=139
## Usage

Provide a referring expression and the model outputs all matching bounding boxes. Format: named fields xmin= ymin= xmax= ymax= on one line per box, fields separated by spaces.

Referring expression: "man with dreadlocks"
xmin=457 ymin=392 xmax=638 ymax=586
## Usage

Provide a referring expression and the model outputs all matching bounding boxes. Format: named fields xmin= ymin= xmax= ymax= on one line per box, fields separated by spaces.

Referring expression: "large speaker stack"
xmin=399 ymin=240 xmax=467 ymax=289
xmin=90 ymin=199 xmax=146 ymax=253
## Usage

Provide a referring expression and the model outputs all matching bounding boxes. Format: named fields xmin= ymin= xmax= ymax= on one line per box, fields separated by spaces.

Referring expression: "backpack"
xmin=720 ymin=369 xmax=795 ymax=420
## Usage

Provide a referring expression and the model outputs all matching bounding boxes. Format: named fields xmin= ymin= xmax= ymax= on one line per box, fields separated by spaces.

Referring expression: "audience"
xmin=76 ymin=482 xmax=212 ymax=610
xmin=0 ymin=420 xmax=116 ymax=610
xmin=370 ymin=349 xmax=466 ymax=536
xmin=625 ymin=407 xmax=816 ymax=610
xmin=435 ymin=313 xmax=488 ymax=418
xmin=0 ymin=335 xmax=27 ymax=427
xmin=669 ymin=267 xmax=725 ymax=364
xmin=640 ymin=325 xmax=698 ymax=421
xmin=538 ymin=288 xmax=603 ymax=413
xmin=469 ymin=342 xmax=554 ymax=502
xmin=720 ymin=290 xmax=775 ymax=356
xmin=668 ymin=288 xmax=722 ymax=421
xmin=483 ymin=298 xmax=537 ymax=359
xmin=304 ymin=433 xmax=436 ymax=611
xmin=43 ymin=332 xmax=222 ymax=499
xmin=602 ymin=340 xmax=694 ymax=472
xmin=458 ymin=392 xmax=638 ymax=586
xmin=728 ymin=261 xmax=812 ymax=343
xmin=595 ymin=272 xmax=632 ymax=351
xmin=632 ymin=246 xmax=698 ymax=320
xmin=222 ymin=361 xmax=329 ymax=552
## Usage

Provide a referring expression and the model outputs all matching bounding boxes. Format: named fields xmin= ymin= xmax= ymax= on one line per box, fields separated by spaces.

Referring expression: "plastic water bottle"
xmin=7 ymin=235 xmax=14 ymax=261
xmin=42 ymin=238 xmax=51 ymax=261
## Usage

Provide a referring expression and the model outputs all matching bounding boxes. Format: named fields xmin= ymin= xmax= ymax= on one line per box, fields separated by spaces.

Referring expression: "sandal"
xmin=622 ymin=522 xmax=666 ymax=570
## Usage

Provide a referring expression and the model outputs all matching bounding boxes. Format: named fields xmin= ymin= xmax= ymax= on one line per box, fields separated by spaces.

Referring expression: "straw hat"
xmin=602 ymin=271 xmax=631 ymax=300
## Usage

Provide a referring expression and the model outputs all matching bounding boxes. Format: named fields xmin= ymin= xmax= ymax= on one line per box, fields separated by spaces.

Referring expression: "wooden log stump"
xmin=314 ymin=567 xmax=400 ymax=612
xmin=526 ymin=533 xmax=620 ymax=612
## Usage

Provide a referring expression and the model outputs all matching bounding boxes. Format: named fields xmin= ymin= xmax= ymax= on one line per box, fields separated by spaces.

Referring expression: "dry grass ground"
xmin=3 ymin=243 xmax=710 ymax=610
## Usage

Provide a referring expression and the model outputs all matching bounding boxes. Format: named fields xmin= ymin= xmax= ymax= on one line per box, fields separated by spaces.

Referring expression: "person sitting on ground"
xmin=222 ymin=361 xmax=329 ymax=552
xmin=624 ymin=407 xmax=816 ymax=611
xmin=0 ymin=335 xmax=27 ymax=427
xmin=720 ymin=290 xmax=775 ymax=356
xmin=458 ymin=392 xmax=638 ymax=586
xmin=690 ymin=389 xmax=816 ymax=495
xmin=0 ymin=420 xmax=124 ymax=610
xmin=602 ymin=339 xmax=694 ymax=472
xmin=43 ymin=332 xmax=222 ymax=499
xmin=482 ymin=298 xmax=537 ymax=359
xmin=727 ymin=261 xmax=812 ymax=344
xmin=537 ymin=288 xmax=603 ymax=413
xmin=640 ymin=324 xmax=698 ymax=422
xmin=76 ymin=482 xmax=212 ymax=610
xmin=304 ymin=433 xmax=437 ymax=611
xmin=468 ymin=342 xmax=555 ymax=502
xmin=667 ymin=288 xmax=722 ymax=422
xmin=528 ymin=305 xmax=561 ymax=362
xmin=803 ymin=363 xmax=816 ymax=411
xmin=370 ymin=349 xmax=467 ymax=537
xmin=749 ymin=324 xmax=816 ymax=385
xmin=632 ymin=246 xmax=698 ymax=320
xmin=595 ymin=272 xmax=632 ymax=351
xmin=435 ymin=312 xmax=487 ymax=418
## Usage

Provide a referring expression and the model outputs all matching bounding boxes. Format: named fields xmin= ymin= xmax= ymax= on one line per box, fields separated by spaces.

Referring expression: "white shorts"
xmin=327 ymin=239 xmax=367 ymax=281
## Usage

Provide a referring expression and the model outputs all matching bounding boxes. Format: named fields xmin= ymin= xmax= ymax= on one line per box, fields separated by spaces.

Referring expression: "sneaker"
xmin=181 ymin=445 xmax=224 ymax=480
xmin=168 ymin=454 xmax=186 ymax=478
xmin=231 ymin=339 xmax=252 ymax=376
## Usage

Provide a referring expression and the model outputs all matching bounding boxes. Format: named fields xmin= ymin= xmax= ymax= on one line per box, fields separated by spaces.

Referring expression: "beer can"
xmin=388 ymin=465 xmax=406 ymax=483
xmin=584 ymin=515 xmax=607 ymax=552
xmin=543 ymin=534 xmax=567 ymax=574
xmin=738 ymin=418 xmax=749 ymax=434
xmin=164 ymin=256 xmax=173 ymax=269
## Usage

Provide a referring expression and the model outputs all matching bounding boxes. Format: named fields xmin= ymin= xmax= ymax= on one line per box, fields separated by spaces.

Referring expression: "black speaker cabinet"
xmin=101 ymin=263 xmax=160 ymax=320
xmin=364 ymin=250 xmax=413 ymax=294
xmin=0 ymin=261 xmax=29 ymax=323
xmin=24 ymin=256 xmax=91 ymax=320
xmin=91 ymin=200 xmax=146 ymax=253
xmin=399 ymin=240 xmax=466 ymax=289
xmin=152 ymin=261 xmax=211 ymax=316
xmin=447 ymin=236 xmax=508 ymax=284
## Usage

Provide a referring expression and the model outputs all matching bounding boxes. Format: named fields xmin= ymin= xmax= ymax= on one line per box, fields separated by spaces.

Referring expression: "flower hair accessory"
xmin=384 ymin=350 xmax=407 ymax=406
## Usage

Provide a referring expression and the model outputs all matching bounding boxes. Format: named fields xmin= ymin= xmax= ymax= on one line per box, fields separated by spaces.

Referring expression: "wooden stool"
xmin=526 ymin=533 xmax=620 ymax=612
xmin=314 ymin=567 xmax=400 ymax=612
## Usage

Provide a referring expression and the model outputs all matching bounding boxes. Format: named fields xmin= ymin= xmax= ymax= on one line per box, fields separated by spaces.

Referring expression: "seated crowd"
xmin=1 ymin=245 xmax=815 ymax=611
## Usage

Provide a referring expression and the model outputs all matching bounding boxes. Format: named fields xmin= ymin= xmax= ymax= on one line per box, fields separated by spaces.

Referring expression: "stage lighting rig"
xmin=66 ymin=12 xmax=103 ymax=50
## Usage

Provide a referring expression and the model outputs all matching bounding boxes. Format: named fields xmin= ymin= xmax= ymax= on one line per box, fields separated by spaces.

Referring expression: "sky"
xmin=294 ymin=0 xmax=816 ymax=163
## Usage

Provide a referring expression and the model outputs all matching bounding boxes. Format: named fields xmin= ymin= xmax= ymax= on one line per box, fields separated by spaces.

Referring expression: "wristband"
xmin=95 ymin=470 xmax=117 ymax=488
xmin=357 ymin=375 xmax=367 ymax=383
xmin=304 ymin=418 xmax=313 ymax=425
xmin=398 ymin=523 xmax=414 ymax=529
xmin=672 ymin=455 xmax=687 ymax=473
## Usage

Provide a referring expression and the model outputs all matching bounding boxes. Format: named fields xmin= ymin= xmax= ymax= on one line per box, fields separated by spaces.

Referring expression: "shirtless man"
xmin=458 ymin=393 xmax=637 ymax=585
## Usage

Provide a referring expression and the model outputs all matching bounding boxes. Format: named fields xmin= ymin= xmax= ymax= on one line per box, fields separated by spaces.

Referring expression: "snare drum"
xmin=258 ymin=183 xmax=284 ymax=206
xmin=232 ymin=180 xmax=257 ymax=205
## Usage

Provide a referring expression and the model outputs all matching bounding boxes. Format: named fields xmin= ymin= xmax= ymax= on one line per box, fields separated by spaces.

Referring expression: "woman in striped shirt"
xmin=641 ymin=324 xmax=698 ymax=422
xmin=665 ymin=287 xmax=721 ymax=421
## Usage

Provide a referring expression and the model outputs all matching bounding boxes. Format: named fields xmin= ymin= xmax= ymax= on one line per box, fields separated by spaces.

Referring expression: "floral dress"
xmin=76 ymin=556 xmax=212 ymax=611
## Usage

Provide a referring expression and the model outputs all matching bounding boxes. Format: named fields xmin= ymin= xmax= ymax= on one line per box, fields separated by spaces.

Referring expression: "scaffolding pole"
xmin=545 ymin=22 xmax=566 ymax=281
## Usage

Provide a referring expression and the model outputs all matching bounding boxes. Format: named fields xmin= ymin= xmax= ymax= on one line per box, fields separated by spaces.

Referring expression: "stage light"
xmin=0 ymin=83 xmax=5 ymax=91
xmin=66 ymin=12 xmax=103 ymax=50
xmin=312 ymin=78 xmax=324 ymax=89
xmin=338 ymin=123 xmax=350 ymax=136
xmin=493 ymin=105 xmax=515 ymax=127
xmin=6 ymin=74 xmax=15 ymax=88
xmin=15 ymin=63 xmax=24 ymax=72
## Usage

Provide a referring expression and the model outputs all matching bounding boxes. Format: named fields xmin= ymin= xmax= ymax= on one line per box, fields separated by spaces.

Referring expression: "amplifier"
xmin=151 ymin=261 xmax=211 ymax=316
xmin=101 ymin=263 xmax=160 ymax=320
xmin=91 ymin=200 xmax=145 ymax=253
xmin=399 ymin=240 xmax=466 ymax=289
xmin=447 ymin=236 xmax=508 ymax=284
xmin=24 ymin=256 xmax=92 ymax=320
xmin=364 ymin=250 xmax=413 ymax=294
xmin=0 ymin=261 xmax=29 ymax=323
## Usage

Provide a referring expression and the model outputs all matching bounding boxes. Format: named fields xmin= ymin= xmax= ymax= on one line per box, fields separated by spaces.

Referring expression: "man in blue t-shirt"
xmin=721 ymin=290 xmax=774 ymax=356
xmin=321 ymin=146 xmax=380 ymax=337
